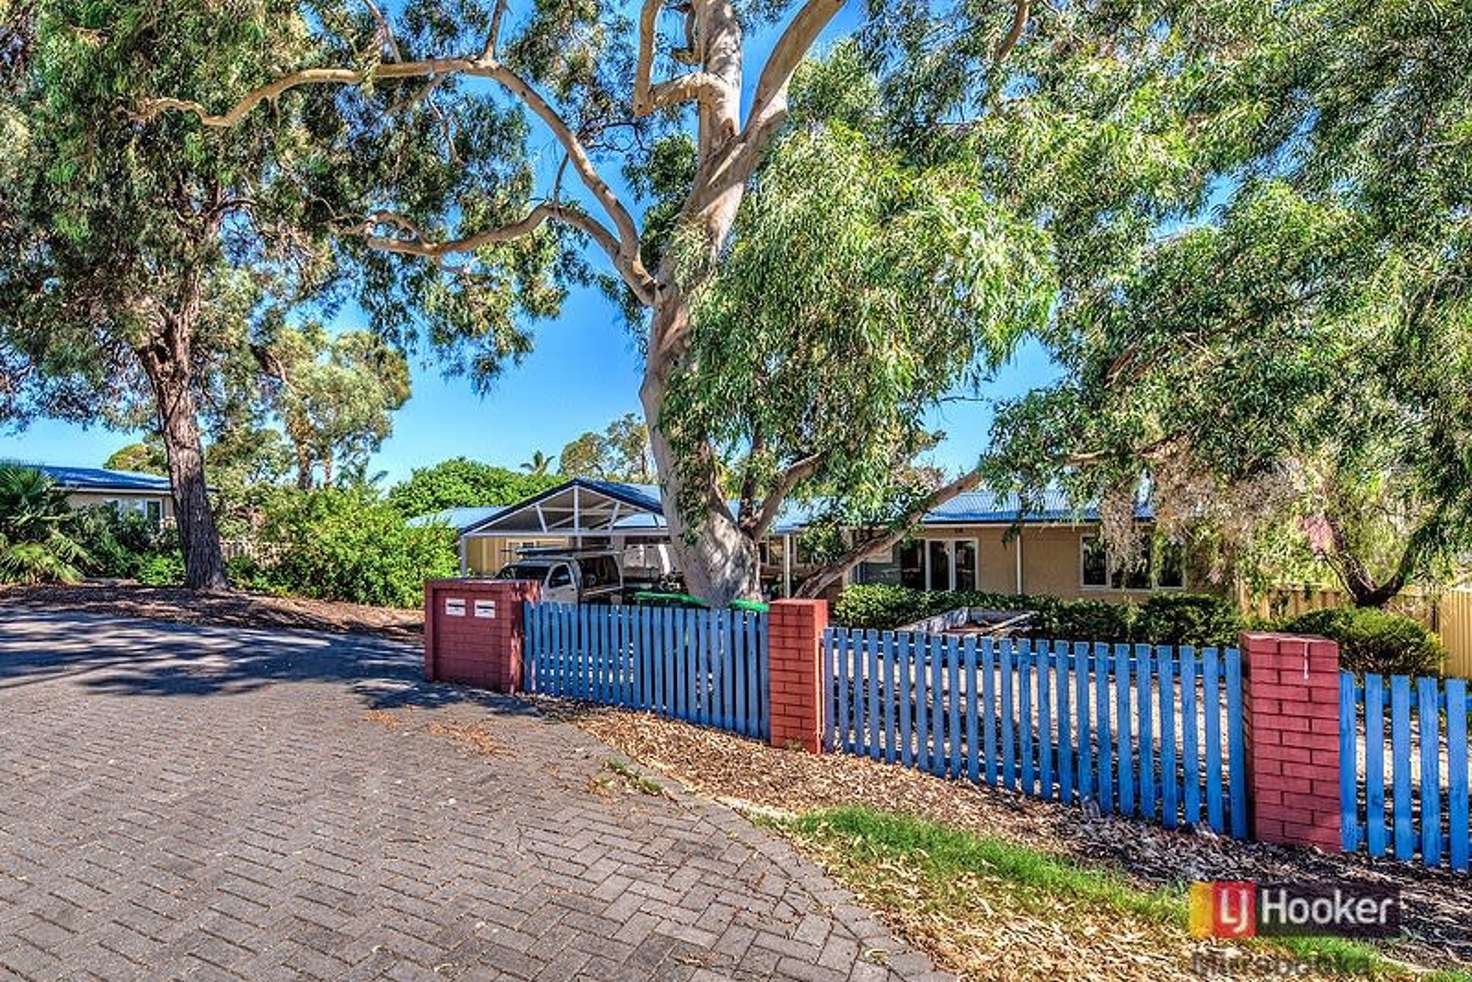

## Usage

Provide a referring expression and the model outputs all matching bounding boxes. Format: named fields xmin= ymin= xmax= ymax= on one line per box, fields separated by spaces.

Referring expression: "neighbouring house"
xmin=414 ymin=478 xmax=1194 ymax=601
xmin=8 ymin=462 xmax=174 ymax=525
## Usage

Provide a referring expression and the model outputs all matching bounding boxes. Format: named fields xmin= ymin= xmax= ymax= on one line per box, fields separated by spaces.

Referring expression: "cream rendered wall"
xmin=866 ymin=524 xmax=1208 ymax=602
xmin=464 ymin=536 xmax=573 ymax=575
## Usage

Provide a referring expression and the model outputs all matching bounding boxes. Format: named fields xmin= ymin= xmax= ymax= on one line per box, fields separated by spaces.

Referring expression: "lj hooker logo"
xmin=1190 ymin=881 xmax=1401 ymax=939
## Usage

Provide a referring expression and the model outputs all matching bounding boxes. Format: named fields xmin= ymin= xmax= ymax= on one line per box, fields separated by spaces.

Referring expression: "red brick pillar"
xmin=768 ymin=599 xmax=828 ymax=753
xmin=424 ymin=579 xmax=541 ymax=693
xmin=1240 ymin=631 xmax=1342 ymax=852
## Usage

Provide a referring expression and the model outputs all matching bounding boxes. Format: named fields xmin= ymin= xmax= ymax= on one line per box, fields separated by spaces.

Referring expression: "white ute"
xmin=493 ymin=548 xmax=623 ymax=604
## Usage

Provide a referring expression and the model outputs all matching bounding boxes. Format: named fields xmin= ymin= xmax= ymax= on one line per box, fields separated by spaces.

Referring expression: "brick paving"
xmin=0 ymin=610 xmax=946 ymax=982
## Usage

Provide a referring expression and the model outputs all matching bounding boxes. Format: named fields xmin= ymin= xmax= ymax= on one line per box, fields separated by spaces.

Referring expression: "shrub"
xmin=1279 ymin=607 xmax=1445 ymax=677
xmin=1134 ymin=594 xmax=1244 ymax=648
xmin=833 ymin=584 xmax=947 ymax=630
xmin=74 ymin=507 xmax=177 ymax=580
xmin=0 ymin=465 xmax=90 ymax=584
xmin=225 ymin=555 xmax=285 ymax=595
xmin=135 ymin=551 xmax=186 ymax=587
xmin=260 ymin=488 xmax=459 ymax=608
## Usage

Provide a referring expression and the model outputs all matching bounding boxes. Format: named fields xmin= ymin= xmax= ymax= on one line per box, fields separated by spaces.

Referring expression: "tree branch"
xmin=794 ymin=466 xmax=986 ymax=598
xmin=633 ymin=0 xmax=728 ymax=117
xmin=362 ymin=0 xmax=402 ymax=62
xmin=358 ymin=203 xmax=653 ymax=305
xmin=743 ymin=450 xmax=825 ymax=540
xmin=743 ymin=0 xmax=844 ymax=142
xmin=993 ymin=0 xmax=1031 ymax=64
xmin=143 ymin=51 xmax=654 ymax=302
xmin=483 ymin=0 xmax=509 ymax=59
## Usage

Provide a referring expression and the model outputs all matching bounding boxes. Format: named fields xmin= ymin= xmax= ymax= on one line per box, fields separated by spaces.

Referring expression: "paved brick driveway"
xmin=0 ymin=610 xmax=944 ymax=982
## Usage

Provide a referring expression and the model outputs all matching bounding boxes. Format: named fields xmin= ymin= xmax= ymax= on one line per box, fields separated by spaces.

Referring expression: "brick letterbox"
xmin=423 ymin=579 xmax=540 ymax=693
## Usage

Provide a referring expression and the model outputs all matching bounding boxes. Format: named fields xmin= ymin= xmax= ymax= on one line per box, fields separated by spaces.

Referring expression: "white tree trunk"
xmin=641 ymin=297 xmax=762 ymax=605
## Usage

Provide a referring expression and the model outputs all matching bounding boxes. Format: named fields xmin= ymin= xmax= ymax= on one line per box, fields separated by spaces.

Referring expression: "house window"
xmin=1081 ymin=535 xmax=1182 ymax=591
xmin=104 ymin=498 xmax=121 ymax=516
xmin=1081 ymin=537 xmax=1109 ymax=588
xmin=899 ymin=541 xmax=925 ymax=590
xmin=1155 ymin=541 xmax=1185 ymax=589
xmin=144 ymin=500 xmax=163 ymax=525
xmin=852 ymin=543 xmax=902 ymax=586
xmin=854 ymin=539 xmax=976 ymax=592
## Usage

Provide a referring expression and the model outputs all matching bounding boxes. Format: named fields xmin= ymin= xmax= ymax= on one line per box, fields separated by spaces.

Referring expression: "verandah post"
xmin=1239 ymin=631 xmax=1343 ymax=852
xmin=767 ymin=599 xmax=828 ymax=753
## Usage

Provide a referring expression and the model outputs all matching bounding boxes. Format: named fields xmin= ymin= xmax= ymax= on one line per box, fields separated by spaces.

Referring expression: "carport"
xmin=454 ymin=478 xmax=802 ymax=594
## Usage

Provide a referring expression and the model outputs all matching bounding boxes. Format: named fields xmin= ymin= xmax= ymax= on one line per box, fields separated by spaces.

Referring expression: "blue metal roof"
xmin=448 ymin=478 xmax=1148 ymax=538
xmin=407 ymin=505 xmax=508 ymax=532
xmin=7 ymin=462 xmax=174 ymax=493
xmin=768 ymin=489 xmax=1150 ymax=533
xmin=576 ymin=479 xmax=664 ymax=513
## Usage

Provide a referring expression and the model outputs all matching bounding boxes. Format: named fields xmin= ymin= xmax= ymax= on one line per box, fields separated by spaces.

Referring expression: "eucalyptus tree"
xmin=559 ymin=413 xmax=653 ymax=482
xmin=262 ymin=324 xmax=411 ymax=489
xmin=880 ymin=0 xmax=1472 ymax=604
xmin=0 ymin=0 xmax=558 ymax=589
xmin=145 ymin=0 xmax=1045 ymax=603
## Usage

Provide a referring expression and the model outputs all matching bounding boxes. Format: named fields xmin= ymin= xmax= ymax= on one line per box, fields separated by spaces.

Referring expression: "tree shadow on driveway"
xmin=0 ymin=607 xmax=539 ymax=717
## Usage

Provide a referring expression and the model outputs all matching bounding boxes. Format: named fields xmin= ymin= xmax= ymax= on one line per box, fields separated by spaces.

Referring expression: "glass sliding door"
xmin=953 ymin=539 xmax=977 ymax=592
xmin=927 ymin=540 xmax=951 ymax=591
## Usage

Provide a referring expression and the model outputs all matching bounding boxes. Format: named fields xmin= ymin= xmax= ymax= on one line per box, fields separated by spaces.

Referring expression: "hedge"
xmin=831 ymin=584 xmax=1245 ymax=648
xmin=1279 ymin=607 xmax=1445 ymax=677
xmin=832 ymin=584 xmax=1449 ymax=676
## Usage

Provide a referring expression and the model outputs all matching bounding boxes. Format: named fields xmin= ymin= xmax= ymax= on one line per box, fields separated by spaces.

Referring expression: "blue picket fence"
xmin=523 ymin=602 xmax=770 ymax=739
xmin=823 ymin=629 xmax=1248 ymax=837
xmin=1339 ymin=672 xmax=1470 ymax=870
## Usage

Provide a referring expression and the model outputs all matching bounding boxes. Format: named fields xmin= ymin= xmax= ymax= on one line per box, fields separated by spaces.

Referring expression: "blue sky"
xmin=0 ymin=1 xmax=1059 ymax=484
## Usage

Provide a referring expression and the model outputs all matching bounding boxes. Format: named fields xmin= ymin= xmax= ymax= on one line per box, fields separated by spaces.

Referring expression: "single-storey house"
xmin=9 ymin=462 xmax=175 ymax=525
xmin=417 ymin=478 xmax=1192 ymax=601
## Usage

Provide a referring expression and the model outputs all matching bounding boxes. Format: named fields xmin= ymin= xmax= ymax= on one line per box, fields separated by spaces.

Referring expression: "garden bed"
xmin=0 ymin=582 xmax=423 ymax=643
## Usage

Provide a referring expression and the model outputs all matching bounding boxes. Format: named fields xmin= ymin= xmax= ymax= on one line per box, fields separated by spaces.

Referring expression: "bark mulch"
xmin=0 ymin=583 xmax=423 ymax=643
xmin=546 ymin=700 xmax=1471 ymax=977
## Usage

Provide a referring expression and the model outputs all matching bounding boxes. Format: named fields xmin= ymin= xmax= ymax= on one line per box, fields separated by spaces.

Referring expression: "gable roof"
xmin=4 ymin=462 xmax=174 ymax=494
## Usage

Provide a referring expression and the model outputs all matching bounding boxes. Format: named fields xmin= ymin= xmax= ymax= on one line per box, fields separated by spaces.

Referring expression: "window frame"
xmin=1079 ymin=533 xmax=1184 ymax=592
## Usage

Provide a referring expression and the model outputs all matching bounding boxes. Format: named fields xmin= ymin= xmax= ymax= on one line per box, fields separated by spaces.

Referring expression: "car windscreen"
xmin=496 ymin=563 xmax=550 ymax=581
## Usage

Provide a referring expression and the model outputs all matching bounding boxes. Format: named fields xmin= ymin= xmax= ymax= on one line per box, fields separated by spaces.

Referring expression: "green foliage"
xmin=225 ymin=555 xmax=285 ymax=595
xmin=266 ymin=322 xmax=412 ymax=488
xmin=135 ymin=551 xmax=187 ymax=587
xmin=73 ymin=507 xmax=177 ymax=581
xmin=831 ymin=583 xmax=1243 ymax=647
xmin=667 ymin=43 xmax=1055 ymax=534
xmin=559 ymin=413 xmax=653 ymax=483
xmin=0 ymin=465 xmax=88 ymax=584
xmin=386 ymin=457 xmax=561 ymax=517
xmin=934 ymin=1 xmax=1472 ymax=605
xmin=1134 ymin=594 xmax=1247 ymax=649
xmin=1281 ymin=608 xmax=1446 ymax=678
xmin=259 ymin=488 xmax=458 ymax=607
xmin=104 ymin=441 xmax=167 ymax=475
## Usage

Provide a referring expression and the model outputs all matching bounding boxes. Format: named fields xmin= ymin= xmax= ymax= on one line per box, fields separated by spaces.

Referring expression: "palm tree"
xmin=0 ymin=465 xmax=89 ymax=584
xmin=520 ymin=451 xmax=554 ymax=476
